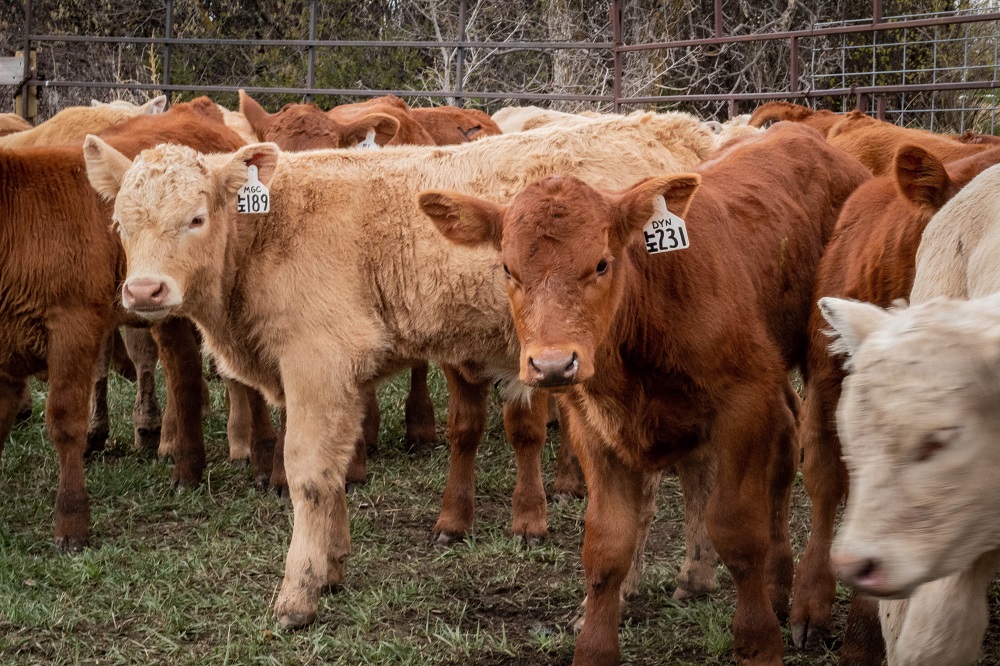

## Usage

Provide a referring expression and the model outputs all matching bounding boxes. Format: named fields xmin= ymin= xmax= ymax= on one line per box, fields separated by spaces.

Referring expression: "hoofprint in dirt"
xmin=3 ymin=365 xmax=1000 ymax=665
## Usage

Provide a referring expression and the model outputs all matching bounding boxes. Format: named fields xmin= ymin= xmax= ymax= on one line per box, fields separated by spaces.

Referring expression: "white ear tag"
xmin=237 ymin=164 xmax=270 ymax=214
xmin=356 ymin=129 xmax=380 ymax=150
xmin=642 ymin=195 xmax=689 ymax=254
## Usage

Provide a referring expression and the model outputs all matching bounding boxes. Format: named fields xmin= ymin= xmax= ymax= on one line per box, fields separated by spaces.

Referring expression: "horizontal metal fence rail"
xmin=8 ymin=0 xmax=1000 ymax=128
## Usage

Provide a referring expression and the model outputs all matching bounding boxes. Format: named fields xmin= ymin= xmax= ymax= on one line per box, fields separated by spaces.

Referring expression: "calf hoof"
xmin=16 ymin=405 xmax=33 ymax=423
xmin=230 ymin=457 xmax=250 ymax=470
xmin=790 ymin=621 xmax=830 ymax=649
xmin=431 ymin=530 xmax=464 ymax=546
xmin=85 ymin=429 xmax=108 ymax=457
xmin=520 ymin=534 xmax=546 ymax=548
xmin=276 ymin=610 xmax=316 ymax=631
xmin=134 ymin=427 xmax=161 ymax=453
xmin=404 ymin=423 xmax=438 ymax=451
xmin=672 ymin=583 xmax=715 ymax=601
xmin=271 ymin=481 xmax=290 ymax=500
xmin=171 ymin=466 xmax=203 ymax=488
xmin=54 ymin=535 xmax=89 ymax=553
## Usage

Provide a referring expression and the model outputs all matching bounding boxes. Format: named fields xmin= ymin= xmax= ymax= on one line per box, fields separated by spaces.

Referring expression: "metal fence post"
xmin=455 ymin=0 xmax=466 ymax=105
xmin=163 ymin=0 xmax=172 ymax=93
xmin=305 ymin=0 xmax=316 ymax=102
xmin=21 ymin=0 xmax=31 ymax=117
xmin=789 ymin=36 xmax=799 ymax=93
xmin=611 ymin=0 xmax=623 ymax=112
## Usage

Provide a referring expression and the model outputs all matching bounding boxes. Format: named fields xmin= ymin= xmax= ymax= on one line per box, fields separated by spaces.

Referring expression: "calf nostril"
xmin=856 ymin=558 xmax=879 ymax=580
xmin=564 ymin=352 xmax=579 ymax=377
xmin=151 ymin=283 xmax=166 ymax=301
xmin=527 ymin=356 xmax=541 ymax=374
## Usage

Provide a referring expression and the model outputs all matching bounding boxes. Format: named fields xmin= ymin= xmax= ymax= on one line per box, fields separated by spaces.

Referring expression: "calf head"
xmin=419 ymin=174 xmax=700 ymax=389
xmin=239 ymin=90 xmax=399 ymax=150
xmin=83 ymin=135 xmax=280 ymax=322
xmin=822 ymin=295 xmax=1000 ymax=599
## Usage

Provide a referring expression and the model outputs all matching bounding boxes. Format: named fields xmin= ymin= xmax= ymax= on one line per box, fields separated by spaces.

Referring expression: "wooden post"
xmin=13 ymin=50 xmax=37 ymax=121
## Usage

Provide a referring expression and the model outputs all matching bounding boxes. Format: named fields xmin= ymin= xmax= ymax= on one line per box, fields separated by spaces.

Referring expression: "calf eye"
xmin=596 ymin=259 xmax=609 ymax=275
xmin=189 ymin=216 xmax=205 ymax=229
xmin=502 ymin=263 xmax=511 ymax=278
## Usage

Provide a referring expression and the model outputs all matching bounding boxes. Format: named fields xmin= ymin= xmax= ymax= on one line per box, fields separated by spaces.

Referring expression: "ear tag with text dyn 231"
xmin=642 ymin=194 xmax=689 ymax=254
xmin=237 ymin=164 xmax=270 ymax=214
xmin=356 ymin=129 xmax=380 ymax=150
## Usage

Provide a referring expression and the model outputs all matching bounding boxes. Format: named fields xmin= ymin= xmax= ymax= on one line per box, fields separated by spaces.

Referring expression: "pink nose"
xmin=123 ymin=278 xmax=169 ymax=310
xmin=833 ymin=552 xmax=883 ymax=591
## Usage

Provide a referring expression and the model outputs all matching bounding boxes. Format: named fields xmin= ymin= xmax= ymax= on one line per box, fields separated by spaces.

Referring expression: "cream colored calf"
xmin=0 ymin=97 xmax=164 ymax=148
xmin=83 ymin=111 xmax=717 ymax=629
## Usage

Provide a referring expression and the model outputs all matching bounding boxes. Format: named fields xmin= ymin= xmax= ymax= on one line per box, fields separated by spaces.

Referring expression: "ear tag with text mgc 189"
xmin=237 ymin=164 xmax=270 ymax=214
xmin=356 ymin=129 xmax=380 ymax=150
xmin=642 ymin=194 xmax=689 ymax=254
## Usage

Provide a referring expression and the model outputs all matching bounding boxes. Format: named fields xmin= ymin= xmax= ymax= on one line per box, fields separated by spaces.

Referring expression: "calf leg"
xmin=86 ymin=331 xmax=112 ymax=455
xmin=273 ymin=367 xmax=361 ymax=629
xmin=46 ymin=316 xmax=105 ymax=552
xmin=504 ymin=390 xmax=549 ymax=543
xmin=150 ymin=318 xmax=205 ymax=487
xmin=0 ymin=378 xmax=28 ymax=458
xmin=122 ymin=327 xmax=161 ymax=453
xmin=109 ymin=328 xmax=136 ymax=380
xmin=839 ymin=592 xmax=884 ymax=666
xmin=405 ymin=362 xmax=438 ymax=449
xmin=270 ymin=408 xmax=288 ymax=496
xmin=572 ymin=435 xmax=647 ymax=665
xmin=225 ymin=379 xmax=254 ymax=463
xmin=791 ymin=381 xmax=847 ymax=647
xmin=674 ymin=445 xmax=720 ymax=601
xmin=15 ymin=382 xmax=33 ymax=422
xmin=552 ymin=400 xmax=586 ymax=499
xmin=247 ymin=387 xmax=277 ymax=487
xmin=708 ymin=383 xmax=789 ymax=666
xmin=764 ymin=385 xmax=796 ymax=622
xmin=346 ymin=386 xmax=379 ymax=486
xmin=433 ymin=365 xmax=489 ymax=544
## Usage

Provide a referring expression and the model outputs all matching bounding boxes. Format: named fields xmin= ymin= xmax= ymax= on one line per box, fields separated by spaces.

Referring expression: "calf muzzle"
xmin=526 ymin=349 xmax=580 ymax=388
xmin=123 ymin=277 xmax=170 ymax=312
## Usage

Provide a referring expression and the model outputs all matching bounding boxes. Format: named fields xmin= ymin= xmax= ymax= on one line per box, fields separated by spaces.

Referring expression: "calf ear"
xmin=417 ymin=190 xmax=505 ymax=249
xmin=83 ymin=135 xmax=133 ymax=200
xmin=139 ymin=95 xmax=167 ymax=115
xmin=239 ymin=90 xmax=270 ymax=141
xmin=220 ymin=143 xmax=280 ymax=194
xmin=341 ymin=113 xmax=400 ymax=148
xmin=818 ymin=297 xmax=893 ymax=363
xmin=612 ymin=173 xmax=701 ymax=247
xmin=895 ymin=145 xmax=951 ymax=209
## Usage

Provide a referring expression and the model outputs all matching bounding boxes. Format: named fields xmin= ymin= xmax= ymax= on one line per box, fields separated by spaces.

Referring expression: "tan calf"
xmin=84 ymin=111 xmax=719 ymax=629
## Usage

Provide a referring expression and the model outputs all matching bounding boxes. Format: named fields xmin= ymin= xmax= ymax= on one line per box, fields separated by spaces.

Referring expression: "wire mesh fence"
xmin=0 ymin=0 xmax=997 ymax=133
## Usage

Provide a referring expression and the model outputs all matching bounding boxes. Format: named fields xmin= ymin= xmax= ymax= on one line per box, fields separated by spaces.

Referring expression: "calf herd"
xmin=2 ymin=92 xmax=1000 ymax=665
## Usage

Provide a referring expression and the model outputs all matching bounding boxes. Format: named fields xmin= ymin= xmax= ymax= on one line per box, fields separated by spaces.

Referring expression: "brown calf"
xmin=425 ymin=122 xmax=870 ymax=665
xmin=790 ymin=143 xmax=1000 ymax=662
xmin=0 ymin=98 xmax=245 ymax=550
xmin=748 ymin=101 xmax=842 ymax=136
xmin=409 ymin=106 xmax=503 ymax=144
xmin=828 ymin=111 xmax=990 ymax=174
xmin=327 ymin=94 xmax=437 ymax=146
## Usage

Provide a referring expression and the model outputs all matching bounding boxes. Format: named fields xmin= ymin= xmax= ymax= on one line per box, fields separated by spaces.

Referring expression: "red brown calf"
xmin=424 ymin=122 xmax=870 ymax=665
xmin=748 ymin=101 xmax=841 ymax=136
xmin=790 ymin=143 xmax=1000 ymax=663
xmin=0 ymin=98 xmax=245 ymax=549
xmin=409 ymin=106 xmax=503 ymax=144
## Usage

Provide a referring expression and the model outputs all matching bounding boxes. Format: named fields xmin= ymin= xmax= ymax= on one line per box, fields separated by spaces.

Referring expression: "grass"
xmin=2 ymin=365 xmax=999 ymax=665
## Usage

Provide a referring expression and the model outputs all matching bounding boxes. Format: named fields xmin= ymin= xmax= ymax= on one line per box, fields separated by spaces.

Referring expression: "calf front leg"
xmin=46 ymin=315 xmax=106 ymax=551
xmin=405 ymin=361 xmax=438 ymax=448
xmin=274 ymin=370 xmax=361 ymax=629
xmin=552 ymin=399 xmax=586 ymax=499
xmin=708 ymin=382 xmax=790 ymax=666
xmin=122 ymin=327 xmax=161 ymax=453
xmin=572 ymin=440 xmax=648 ymax=666
xmin=151 ymin=318 xmax=205 ymax=487
xmin=504 ymin=390 xmax=549 ymax=543
xmin=433 ymin=365 xmax=489 ymax=544
xmin=86 ymin=331 xmax=112 ymax=455
xmin=674 ymin=445 xmax=720 ymax=601
xmin=791 ymin=375 xmax=847 ymax=647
